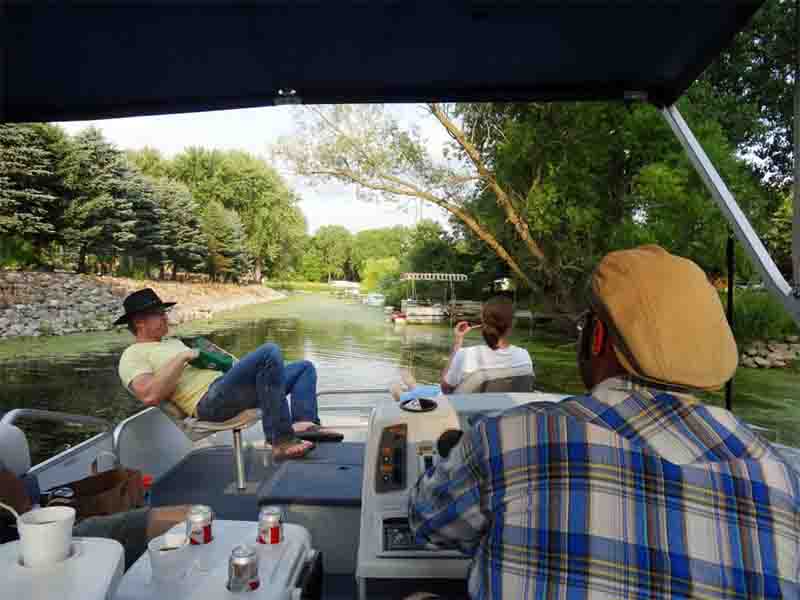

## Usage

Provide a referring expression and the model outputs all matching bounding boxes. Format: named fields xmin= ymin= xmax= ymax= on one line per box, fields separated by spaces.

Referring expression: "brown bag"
xmin=67 ymin=466 xmax=145 ymax=520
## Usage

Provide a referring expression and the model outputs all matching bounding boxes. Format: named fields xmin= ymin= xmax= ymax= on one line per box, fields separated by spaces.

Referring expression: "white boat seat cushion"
xmin=0 ymin=423 xmax=31 ymax=475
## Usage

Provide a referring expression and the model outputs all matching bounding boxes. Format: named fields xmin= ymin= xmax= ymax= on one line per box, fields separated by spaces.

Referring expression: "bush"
xmin=723 ymin=290 xmax=799 ymax=343
xmin=263 ymin=280 xmax=336 ymax=293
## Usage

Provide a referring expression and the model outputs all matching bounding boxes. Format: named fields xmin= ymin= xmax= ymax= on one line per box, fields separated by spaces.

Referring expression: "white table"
xmin=0 ymin=537 xmax=124 ymax=600
xmin=114 ymin=520 xmax=313 ymax=600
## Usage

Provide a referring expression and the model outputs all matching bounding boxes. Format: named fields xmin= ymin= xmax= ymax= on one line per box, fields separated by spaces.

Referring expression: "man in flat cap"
xmin=410 ymin=245 xmax=799 ymax=599
xmin=116 ymin=288 xmax=339 ymax=460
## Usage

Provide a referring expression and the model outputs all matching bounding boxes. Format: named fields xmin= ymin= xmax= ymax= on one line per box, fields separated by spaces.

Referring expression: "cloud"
xmin=57 ymin=104 xmax=451 ymax=234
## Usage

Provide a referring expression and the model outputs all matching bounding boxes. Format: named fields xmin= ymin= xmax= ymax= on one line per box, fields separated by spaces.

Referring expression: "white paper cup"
xmin=17 ymin=506 xmax=76 ymax=568
xmin=147 ymin=532 xmax=192 ymax=583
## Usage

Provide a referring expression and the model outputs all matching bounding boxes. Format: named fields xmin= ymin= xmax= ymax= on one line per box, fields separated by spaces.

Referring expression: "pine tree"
xmin=61 ymin=128 xmax=136 ymax=272
xmin=126 ymin=173 xmax=164 ymax=276
xmin=202 ymin=201 xmax=250 ymax=282
xmin=0 ymin=124 xmax=61 ymax=262
xmin=150 ymin=178 xmax=207 ymax=278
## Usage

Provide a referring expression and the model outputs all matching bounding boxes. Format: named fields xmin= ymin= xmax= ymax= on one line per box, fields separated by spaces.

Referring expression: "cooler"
xmin=0 ymin=537 xmax=124 ymax=600
xmin=114 ymin=520 xmax=321 ymax=600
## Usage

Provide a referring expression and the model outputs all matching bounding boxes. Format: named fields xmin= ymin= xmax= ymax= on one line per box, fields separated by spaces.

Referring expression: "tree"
xmin=361 ymin=257 xmax=400 ymax=292
xmin=766 ymin=192 xmax=795 ymax=276
xmin=124 ymin=172 xmax=164 ymax=276
xmin=170 ymin=148 xmax=305 ymax=281
xmin=170 ymin=147 xmax=229 ymax=208
xmin=127 ymin=147 xmax=171 ymax=179
xmin=454 ymin=97 xmax=770 ymax=303
xmin=273 ymin=104 xmax=537 ymax=289
xmin=149 ymin=177 xmax=207 ymax=278
xmin=60 ymin=127 xmax=137 ymax=273
xmin=299 ymin=243 xmax=325 ymax=282
xmin=0 ymin=124 xmax=64 ymax=262
xmin=351 ymin=226 xmax=409 ymax=278
xmin=202 ymin=201 xmax=250 ymax=282
xmin=700 ymin=0 xmax=797 ymax=189
xmin=312 ymin=225 xmax=352 ymax=281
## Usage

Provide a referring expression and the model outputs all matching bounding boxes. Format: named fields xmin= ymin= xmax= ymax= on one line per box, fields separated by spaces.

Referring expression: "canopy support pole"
xmin=725 ymin=232 xmax=735 ymax=412
xmin=794 ymin=0 xmax=800 ymax=296
xmin=661 ymin=105 xmax=800 ymax=325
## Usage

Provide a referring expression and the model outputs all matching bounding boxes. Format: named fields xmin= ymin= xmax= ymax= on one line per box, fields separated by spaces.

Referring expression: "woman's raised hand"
xmin=454 ymin=321 xmax=478 ymax=340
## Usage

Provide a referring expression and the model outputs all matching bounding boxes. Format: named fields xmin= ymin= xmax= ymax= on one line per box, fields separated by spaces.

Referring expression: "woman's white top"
xmin=444 ymin=344 xmax=533 ymax=388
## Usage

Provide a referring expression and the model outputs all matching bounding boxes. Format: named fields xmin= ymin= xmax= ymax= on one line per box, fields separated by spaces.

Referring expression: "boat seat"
xmin=0 ymin=423 xmax=31 ymax=476
xmin=0 ymin=423 xmax=40 ymax=503
xmin=157 ymin=401 xmax=260 ymax=491
xmin=453 ymin=366 xmax=534 ymax=394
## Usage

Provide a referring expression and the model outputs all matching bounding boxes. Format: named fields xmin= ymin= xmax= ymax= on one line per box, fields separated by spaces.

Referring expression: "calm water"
xmin=2 ymin=294 xmax=800 ymax=465
xmin=0 ymin=295 xmax=459 ymax=464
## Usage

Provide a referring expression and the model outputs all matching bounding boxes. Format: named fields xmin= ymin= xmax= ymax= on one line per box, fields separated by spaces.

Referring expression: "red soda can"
xmin=189 ymin=505 xmax=214 ymax=545
xmin=257 ymin=506 xmax=283 ymax=545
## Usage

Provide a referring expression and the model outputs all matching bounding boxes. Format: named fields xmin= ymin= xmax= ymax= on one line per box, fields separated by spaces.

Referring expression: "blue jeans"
xmin=195 ymin=343 xmax=319 ymax=444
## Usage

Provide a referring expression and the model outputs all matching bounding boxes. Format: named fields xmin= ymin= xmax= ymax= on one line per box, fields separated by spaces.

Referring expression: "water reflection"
xmin=0 ymin=295 xmax=454 ymax=464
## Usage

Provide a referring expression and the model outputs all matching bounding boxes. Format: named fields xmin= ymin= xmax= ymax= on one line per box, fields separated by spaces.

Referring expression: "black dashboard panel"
xmin=375 ymin=424 xmax=407 ymax=494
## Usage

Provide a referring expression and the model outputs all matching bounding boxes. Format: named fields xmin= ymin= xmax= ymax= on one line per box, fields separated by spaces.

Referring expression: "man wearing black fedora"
xmin=116 ymin=288 xmax=336 ymax=459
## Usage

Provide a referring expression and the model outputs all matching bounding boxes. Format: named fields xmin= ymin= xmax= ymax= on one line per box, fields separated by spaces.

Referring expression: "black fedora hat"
xmin=114 ymin=288 xmax=176 ymax=326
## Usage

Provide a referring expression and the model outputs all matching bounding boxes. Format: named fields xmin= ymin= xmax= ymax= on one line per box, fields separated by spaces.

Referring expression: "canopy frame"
xmin=662 ymin=106 xmax=800 ymax=323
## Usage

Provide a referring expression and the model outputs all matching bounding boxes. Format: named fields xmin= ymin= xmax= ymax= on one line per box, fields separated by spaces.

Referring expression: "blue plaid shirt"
xmin=409 ymin=377 xmax=800 ymax=599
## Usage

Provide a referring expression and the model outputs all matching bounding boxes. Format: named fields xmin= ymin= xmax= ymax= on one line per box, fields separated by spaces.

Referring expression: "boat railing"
xmin=2 ymin=408 xmax=115 ymax=490
xmin=1 ymin=408 xmax=111 ymax=429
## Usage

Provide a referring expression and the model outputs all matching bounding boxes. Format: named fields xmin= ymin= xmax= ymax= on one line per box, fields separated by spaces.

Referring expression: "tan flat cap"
xmin=591 ymin=245 xmax=738 ymax=390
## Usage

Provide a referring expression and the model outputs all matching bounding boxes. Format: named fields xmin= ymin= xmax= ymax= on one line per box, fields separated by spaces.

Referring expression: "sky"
xmin=57 ymin=104 xmax=451 ymax=234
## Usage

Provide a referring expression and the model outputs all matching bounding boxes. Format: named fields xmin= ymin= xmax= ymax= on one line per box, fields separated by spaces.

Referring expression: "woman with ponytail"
xmin=391 ymin=296 xmax=534 ymax=401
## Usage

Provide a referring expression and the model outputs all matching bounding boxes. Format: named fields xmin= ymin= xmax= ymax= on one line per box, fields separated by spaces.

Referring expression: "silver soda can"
xmin=257 ymin=505 xmax=283 ymax=545
xmin=227 ymin=545 xmax=260 ymax=592
xmin=189 ymin=504 xmax=214 ymax=545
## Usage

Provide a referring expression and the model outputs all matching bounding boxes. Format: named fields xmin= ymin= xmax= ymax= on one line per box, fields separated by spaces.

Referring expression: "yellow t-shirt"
xmin=118 ymin=338 xmax=222 ymax=416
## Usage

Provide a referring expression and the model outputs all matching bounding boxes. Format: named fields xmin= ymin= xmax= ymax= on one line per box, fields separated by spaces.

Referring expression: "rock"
xmin=744 ymin=346 xmax=760 ymax=357
xmin=772 ymin=360 xmax=787 ymax=368
xmin=754 ymin=357 xmax=771 ymax=368
xmin=786 ymin=335 xmax=799 ymax=343
xmin=741 ymin=357 xmax=757 ymax=369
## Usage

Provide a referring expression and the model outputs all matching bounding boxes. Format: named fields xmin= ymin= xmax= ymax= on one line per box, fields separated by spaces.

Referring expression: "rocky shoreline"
xmin=741 ymin=336 xmax=800 ymax=369
xmin=0 ymin=271 xmax=284 ymax=338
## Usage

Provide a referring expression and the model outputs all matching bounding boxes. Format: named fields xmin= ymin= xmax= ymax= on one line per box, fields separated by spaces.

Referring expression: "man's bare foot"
xmin=292 ymin=421 xmax=316 ymax=433
xmin=390 ymin=382 xmax=406 ymax=402
xmin=401 ymin=371 xmax=417 ymax=389
xmin=272 ymin=438 xmax=314 ymax=461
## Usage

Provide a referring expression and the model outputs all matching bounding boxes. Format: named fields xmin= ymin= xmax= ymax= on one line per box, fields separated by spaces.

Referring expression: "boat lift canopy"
xmin=401 ymin=274 xmax=468 ymax=283
xmin=5 ymin=0 xmax=798 ymax=325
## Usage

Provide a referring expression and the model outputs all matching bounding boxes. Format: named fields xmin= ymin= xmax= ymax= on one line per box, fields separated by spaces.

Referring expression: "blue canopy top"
xmin=3 ymin=1 xmax=765 ymax=122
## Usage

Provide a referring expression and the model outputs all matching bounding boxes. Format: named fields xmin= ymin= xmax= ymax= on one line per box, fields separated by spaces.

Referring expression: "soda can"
xmin=257 ymin=505 xmax=283 ymax=545
xmin=227 ymin=545 xmax=260 ymax=592
xmin=189 ymin=504 xmax=214 ymax=545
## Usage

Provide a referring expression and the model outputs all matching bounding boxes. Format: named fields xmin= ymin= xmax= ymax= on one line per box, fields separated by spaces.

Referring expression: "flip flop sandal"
xmin=294 ymin=424 xmax=344 ymax=443
xmin=272 ymin=438 xmax=315 ymax=461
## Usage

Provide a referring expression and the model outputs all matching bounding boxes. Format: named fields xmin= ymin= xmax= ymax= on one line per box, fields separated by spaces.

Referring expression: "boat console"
xmin=356 ymin=391 xmax=564 ymax=596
